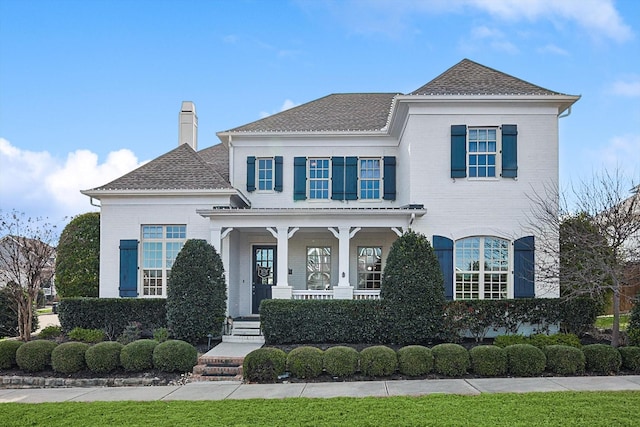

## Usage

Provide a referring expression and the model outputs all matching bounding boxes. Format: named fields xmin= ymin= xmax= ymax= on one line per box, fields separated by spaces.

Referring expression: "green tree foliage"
xmin=55 ymin=212 xmax=100 ymax=297
xmin=380 ymin=230 xmax=445 ymax=344
xmin=166 ymin=239 xmax=226 ymax=344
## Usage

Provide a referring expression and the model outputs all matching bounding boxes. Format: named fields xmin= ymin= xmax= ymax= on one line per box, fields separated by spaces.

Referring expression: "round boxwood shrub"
xmin=286 ymin=346 xmax=324 ymax=379
xmin=121 ymin=339 xmax=158 ymax=372
xmin=618 ymin=346 xmax=640 ymax=373
xmin=583 ymin=344 xmax=621 ymax=374
xmin=432 ymin=343 xmax=469 ymax=377
xmin=243 ymin=347 xmax=287 ymax=383
xmin=544 ymin=345 xmax=585 ymax=375
xmin=152 ymin=340 xmax=198 ymax=373
xmin=85 ymin=341 xmax=124 ymax=374
xmin=51 ymin=342 xmax=89 ymax=374
xmin=505 ymin=344 xmax=546 ymax=377
xmin=469 ymin=345 xmax=507 ymax=377
xmin=360 ymin=346 xmax=398 ymax=377
xmin=0 ymin=340 xmax=24 ymax=369
xmin=38 ymin=325 xmax=63 ymax=340
xmin=323 ymin=346 xmax=359 ymax=377
xmin=15 ymin=340 xmax=58 ymax=372
xmin=397 ymin=345 xmax=433 ymax=376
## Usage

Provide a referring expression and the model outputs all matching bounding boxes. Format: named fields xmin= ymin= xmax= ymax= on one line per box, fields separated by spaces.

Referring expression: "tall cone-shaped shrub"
xmin=166 ymin=239 xmax=227 ymax=344
xmin=380 ymin=230 xmax=445 ymax=344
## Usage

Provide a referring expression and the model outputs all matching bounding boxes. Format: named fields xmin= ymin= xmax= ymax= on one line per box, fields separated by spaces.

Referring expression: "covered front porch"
xmin=197 ymin=206 xmax=426 ymax=317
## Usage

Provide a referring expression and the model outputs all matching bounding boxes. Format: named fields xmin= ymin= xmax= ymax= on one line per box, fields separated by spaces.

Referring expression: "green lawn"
xmin=36 ymin=307 xmax=52 ymax=315
xmin=1 ymin=392 xmax=639 ymax=426
xmin=595 ymin=313 xmax=630 ymax=330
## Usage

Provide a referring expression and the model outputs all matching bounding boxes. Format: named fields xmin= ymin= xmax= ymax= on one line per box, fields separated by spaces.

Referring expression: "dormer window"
xmin=257 ymin=158 xmax=273 ymax=191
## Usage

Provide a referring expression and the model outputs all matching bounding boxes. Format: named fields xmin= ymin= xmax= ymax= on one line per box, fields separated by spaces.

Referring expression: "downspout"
xmin=558 ymin=106 xmax=572 ymax=119
xmin=89 ymin=197 xmax=101 ymax=208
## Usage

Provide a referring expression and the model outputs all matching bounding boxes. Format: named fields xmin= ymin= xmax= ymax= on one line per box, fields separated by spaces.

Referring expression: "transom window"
xmin=307 ymin=247 xmax=331 ymax=290
xmin=468 ymin=128 xmax=497 ymax=178
xmin=359 ymin=159 xmax=381 ymax=199
xmin=308 ymin=158 xmax=330 ymax=199
xmin=357 ymin=246 xmax=382 ymax=289
xmin=257 ymin=158 xmax=273 ymax=191
xmin=141 ymin=225 xmax=186 ymax=297
xmin=455 ymin=236 xmax=508 ymax=300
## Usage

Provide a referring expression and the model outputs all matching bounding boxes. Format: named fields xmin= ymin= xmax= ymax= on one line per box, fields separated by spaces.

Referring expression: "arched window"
xmin=455 ymin=236 xmax=509 ymax=300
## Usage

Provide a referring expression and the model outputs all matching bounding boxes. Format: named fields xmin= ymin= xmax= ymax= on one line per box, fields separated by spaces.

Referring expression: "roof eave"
xmin=81 ymin=188 xmax=239 ymax=199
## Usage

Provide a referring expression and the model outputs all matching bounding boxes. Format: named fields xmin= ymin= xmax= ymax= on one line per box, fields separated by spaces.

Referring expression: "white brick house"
xmin=82 ymin=59 xmax=579 ymax=318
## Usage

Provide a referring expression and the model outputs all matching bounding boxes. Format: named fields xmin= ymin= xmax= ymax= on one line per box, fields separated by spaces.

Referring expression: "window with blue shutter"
xmin=383 ymin=156 xmax=396 ymax=200
xmin=345 ymin=156 xmax=358 ymax=200
xmin=246 ymin=156 xmax=256 ymax=192
xmin=331 ymin=157 xmax=345 ymax=200
xmin=514 ymin=236 xmax=535 ymax=298
xmin=433 ymin=235 xmax=454 ymax=300
xmin=293 ymin=157 xmax=307 ymax=200
xmin=451 ymin=125 xmax=467 ymax=178
xmin=274 ymin=156 xmax=283 ymax=192
xmin=119 ymin=239 xmax=138 ymax=298
xmin=501 ymin=125 xmax=518 ymax=178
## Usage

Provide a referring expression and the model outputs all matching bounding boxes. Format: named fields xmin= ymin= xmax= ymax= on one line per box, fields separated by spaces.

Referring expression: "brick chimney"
xmin=179 ymin=101 xmax=198 ymax=150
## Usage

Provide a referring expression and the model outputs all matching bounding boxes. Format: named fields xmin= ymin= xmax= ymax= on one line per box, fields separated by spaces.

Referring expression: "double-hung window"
xmin=359 ymin=158 xmax=381 ymax=199
xmin=257 ymin=158 xmax=273 ymax=191
xmin=308 ymin=158 xmax=330 ymax=199
xmin=141 ymin=225 xmax=186 ymax=296
xmin=468 ymin=128 xmax=497 ymax=178
xmin=357 ymin=246 xmax=382 ymax=289
xmin=455 ymin=236 xmax=508 ymax=300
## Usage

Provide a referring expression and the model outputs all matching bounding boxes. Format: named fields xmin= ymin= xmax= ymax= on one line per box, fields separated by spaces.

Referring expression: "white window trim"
xmin=307 ymin=157 xmax=331 ymax=200
xmin=467 ymin=126 xmax=501 ymax=180
xmin=454 ymin=236 xmax=511 ymax=300
xmin=139 ymin=225 xmax=186 ymax=298
xmin=256 ymin=157 xmax=275 ymax=193
xmin=358 ymin=157 xmax=383 ymax=201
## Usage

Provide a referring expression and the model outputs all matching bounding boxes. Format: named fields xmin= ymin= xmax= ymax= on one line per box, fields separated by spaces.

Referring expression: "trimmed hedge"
xmin=469 ymin=345 xmax=507 ymax=376
xmin=121 ymin=339 xmax=158 ymax=372
xmin=323 ymin=346 xmax=359 ymax=377
xmin=494 ymin=333 xmax=581 ymax=349
xmin=505 ymin=344 xmax=546 ymax=377
xmin=543 ymin=345 xmax=585 ymax=375
xmin=0 ymin=340 xmax=24 ymax=369
xmin=360 ymin=346 xmax=398 ymax=377
xmin=582 ymin=344 xmax=621 ymax=374
xmin=85 ymin=341 xmax=123 ymax=373
xmin=152 ymin=340 xmax=197 ymax=373
xmin=15 ymin=340 xmax=58 ymax=372
xmin=397 ymin=345 xmax=433 ymax=376
xmin=243 ymin=348 xmax=287 ymax=383
xmin=51 ymin=342 xmax=89 ymax=374
xmin=618 ymin=346 xmax=640 ymax=373
xmin=286 ymin=346 xmax=324 ymax=379
xmin=58 ymin=298 xmax=167 ymax=339
xmin=432 ymin=343 xmax=469 ymax=377
xmin=68 ymin=327 xmax=105 ymax=343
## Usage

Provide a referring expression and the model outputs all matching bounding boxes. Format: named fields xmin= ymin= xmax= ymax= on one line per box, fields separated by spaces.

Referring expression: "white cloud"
xmin=537 ymin=43 xmax=569 ymax=56
xmin=587 ymin=134 xmax=640 ymax=179
xmin=259 ymin=99 xmax=299 ymax=118
xmin=609 ymin=78 xmax=640 ymax=97
xmin=0 ymin=138 xmax=144 ymax=221
xmin=461 ymin=25 xmax=519 ymax=54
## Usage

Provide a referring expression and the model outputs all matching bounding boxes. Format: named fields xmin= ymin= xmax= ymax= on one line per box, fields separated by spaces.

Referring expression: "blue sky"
xmin=1 ymin=0 xmax=639 ymax=227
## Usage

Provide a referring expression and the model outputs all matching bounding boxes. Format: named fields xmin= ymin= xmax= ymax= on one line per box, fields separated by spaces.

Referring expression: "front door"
xmin=252 ymin=245 xmax=276 ymax=314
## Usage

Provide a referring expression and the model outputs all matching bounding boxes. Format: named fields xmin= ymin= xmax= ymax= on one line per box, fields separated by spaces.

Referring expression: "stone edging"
xmin=1 ymin=375 xmax=166 ymax=389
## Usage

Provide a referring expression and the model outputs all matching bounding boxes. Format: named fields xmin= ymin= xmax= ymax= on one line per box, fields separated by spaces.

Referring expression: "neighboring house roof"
xmin=224 ymin=93 xmax=399 ymax=133
xmin=86 ymin=143 xmax=232 ymax=192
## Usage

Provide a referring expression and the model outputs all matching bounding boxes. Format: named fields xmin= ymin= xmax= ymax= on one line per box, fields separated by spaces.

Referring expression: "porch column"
xmin=210 ymin=226 xmax=233 ymax=313
xmin=329 ymin=226 xmax=360 ymax=299
xmin=267 ymin=226 xmax=296 ymax=299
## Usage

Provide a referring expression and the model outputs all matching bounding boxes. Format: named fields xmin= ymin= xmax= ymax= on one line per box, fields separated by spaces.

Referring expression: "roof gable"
xmin=410 ymin=58 xmax=565 ymax=96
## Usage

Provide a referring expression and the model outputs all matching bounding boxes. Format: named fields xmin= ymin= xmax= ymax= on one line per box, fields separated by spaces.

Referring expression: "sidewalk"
xmin=2 ymin=375 xmax=639 ymax=404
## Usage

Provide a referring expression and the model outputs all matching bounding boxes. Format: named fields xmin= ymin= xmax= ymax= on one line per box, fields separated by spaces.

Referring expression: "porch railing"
xmin=290 ymin=289 xmax=381 ymax=300
xmin=353 ymin=290 xmax=381 ymax=300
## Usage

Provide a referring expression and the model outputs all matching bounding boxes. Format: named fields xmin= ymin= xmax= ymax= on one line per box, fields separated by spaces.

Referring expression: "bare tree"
xmin=0 ymin=210 xmax=57 ymax=341
xmin=529 ymin=170 xmax=640 ymax=347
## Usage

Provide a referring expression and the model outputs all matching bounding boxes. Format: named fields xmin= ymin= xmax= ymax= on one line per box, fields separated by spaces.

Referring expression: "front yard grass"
xmin=1 ymin=391 xmax=639 ymax=426
xmin=595 ymin=313 xmax=630 ymax=331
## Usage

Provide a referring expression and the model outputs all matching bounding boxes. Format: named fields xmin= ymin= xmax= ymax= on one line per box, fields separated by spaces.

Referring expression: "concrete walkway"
xmin=1 ymin=375 xmax=639 ymax=403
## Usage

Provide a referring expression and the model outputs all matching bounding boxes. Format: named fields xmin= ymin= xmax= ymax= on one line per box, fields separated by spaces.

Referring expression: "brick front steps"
xmin=191 ymin=356 xmax=244 ymax=382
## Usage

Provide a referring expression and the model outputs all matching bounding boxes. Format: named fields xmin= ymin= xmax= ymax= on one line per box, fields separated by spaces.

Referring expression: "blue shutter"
xmin=345 ymin=157 xmax=358 ymax=200
xmin=433 ymin=235 xmax=454 ymax=300
xmin=331 ymin=157 xmax=345 ymax=200
xmin=274 ymin=156 xmax=283 ymax=192
xmin=451 ymin=125 xmax=467 ymax=178
xmin=119 ymin=239 xmax=138 ymax=298
xmin=246 ymin=156 xmax=256 ymax=192
xmin=514 ymin=236 xmax=535 ymax=298
xmin=501 ymin=125 xmax=518 ymax=178
xmin=383 ymin=156 xmax=396 ymax=200
xmin=293 ymin=157 xmax=307 ymax=201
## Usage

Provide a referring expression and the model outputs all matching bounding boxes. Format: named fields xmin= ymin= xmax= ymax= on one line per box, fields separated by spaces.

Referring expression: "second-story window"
xmin=468 ymin=128 xmax=497 ymax=178
xmin=359 ymin=158 xmax=381 ymax=199
xmin=257 ymin=158 xmax=273 ymax=190
xmin=308 ymin=158 xmax=330 ymax=199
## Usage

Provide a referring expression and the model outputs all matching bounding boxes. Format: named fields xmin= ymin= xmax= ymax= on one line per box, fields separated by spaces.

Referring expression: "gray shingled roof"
xmin=198 ymin=143 xmax=230 ymax=183
xmin=225 ymin=93 xmax=398 ymax=133
xmin=88 ymin=143 xmax=231 ymax=191
xmin=410 ymin=58 xmax=565 ymax=96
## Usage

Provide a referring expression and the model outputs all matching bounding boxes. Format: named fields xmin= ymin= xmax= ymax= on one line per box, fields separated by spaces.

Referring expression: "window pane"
xmin=456 ymin=237 xmax=509 ymax=300
xmin=468 ymin=127 xmax=497 ymax=177
xmin=357 ymin=247 xmax=382 ymax=289
xmin=307 ymin=247 xmax=331 ymax=289
xmin=309 ymin=158 xmax=330 ymax=199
